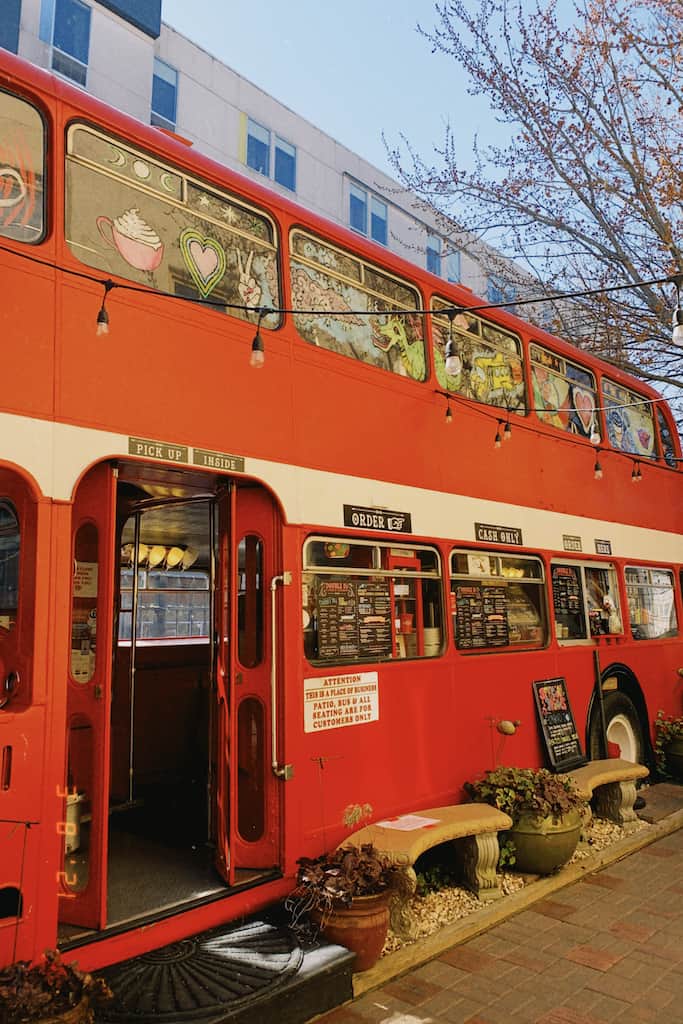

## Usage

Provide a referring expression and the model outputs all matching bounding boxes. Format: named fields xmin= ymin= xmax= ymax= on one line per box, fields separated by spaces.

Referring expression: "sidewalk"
xmin=313 ymin=790 xmax=683 ymax=1024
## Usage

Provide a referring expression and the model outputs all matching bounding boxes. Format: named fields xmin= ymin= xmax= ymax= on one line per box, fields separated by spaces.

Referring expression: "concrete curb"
xmin=353 ymin=808 xmax=683 ymax=997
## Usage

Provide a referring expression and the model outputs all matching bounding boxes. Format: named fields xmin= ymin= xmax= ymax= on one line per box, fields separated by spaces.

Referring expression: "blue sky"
xmin=160 ymin=0 xmax=500 ymax=179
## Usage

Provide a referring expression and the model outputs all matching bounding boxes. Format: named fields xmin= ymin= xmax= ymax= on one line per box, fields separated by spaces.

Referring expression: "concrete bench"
xmin=340 ymin=803 xmax=513 ymax=905
xmin=561 ymin=758 xmax=648 ymax=830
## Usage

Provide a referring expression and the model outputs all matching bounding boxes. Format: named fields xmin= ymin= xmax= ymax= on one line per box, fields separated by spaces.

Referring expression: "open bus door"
xmin=59 ymin=462 xmax=116 ymax=929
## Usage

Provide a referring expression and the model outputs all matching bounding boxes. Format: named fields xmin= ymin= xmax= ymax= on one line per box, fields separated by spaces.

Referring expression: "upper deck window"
xmin=530 ymin=344 xmax=599 ymax=440
xmin=625 ymin=567 xmax=678 ymax=640
xmin=602 ymin=378 xmax=657 ymax=459
xmin=431 ymin=297 xmax=525 ymax=412
xmin=657 ymin=407 xmax=679 ymax=468
xmin=290 ymin=230 xmax=426 ymax=380
xmin=0 ymin=91 xmax=45 ymax=245
xmin=66 ymin=124 xmax=281 ymax=328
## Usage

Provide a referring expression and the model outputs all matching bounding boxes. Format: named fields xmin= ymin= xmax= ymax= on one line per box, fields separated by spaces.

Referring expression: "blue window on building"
xmin=151 ymin=58 xmax=177 ymax=130
xmin=349 ymin=184 xmax=387 ymax=245
xmin=427 ymin=234 xmax=441 ymax=276
xmin=0 ymin=0 xmax=21 ymax=53
xmin=246 ymin=118 xmax=296 ymax=192
xmin=446 ymin=251 xmax=461 ymax=284
xmin=274 ymin=136 xmax=296 ymax=191
xmin=41 ymin=0 xmax=91 ymax=87
xmin=487 ymin=275 xmax=517 ymax=311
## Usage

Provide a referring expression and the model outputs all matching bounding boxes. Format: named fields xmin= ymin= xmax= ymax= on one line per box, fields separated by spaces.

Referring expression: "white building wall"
xmin=15 ymin=0 xmax=503 ymax=299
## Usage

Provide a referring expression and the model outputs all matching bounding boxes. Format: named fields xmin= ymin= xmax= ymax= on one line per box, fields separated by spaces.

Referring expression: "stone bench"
xmin=561 ymin=758 xmax=648 ymax=830
xmin=340 ymin=803 xmax=513 ymax=905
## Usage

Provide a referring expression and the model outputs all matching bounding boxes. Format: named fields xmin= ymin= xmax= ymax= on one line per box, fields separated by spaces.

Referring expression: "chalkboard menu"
xmin=454 ymin=583 xmax=509 ymax=649
xmin=533 ymin=677 xmax=586 ymax=771
xmin=316 ymin=577 xmax=392 ymax=662
xmin=552 ymin=565 xmax=582 ymax=616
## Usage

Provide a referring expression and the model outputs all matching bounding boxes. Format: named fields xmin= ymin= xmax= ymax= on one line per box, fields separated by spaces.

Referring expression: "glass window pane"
xmin=152 ymin=59 xmax=177 ymax=128
xmin=446 ymin=251 xmax=460 ymax=283
xmin=274 ymin=136 xmax=296 ymax=191
xmin=238 ymin=535 xmax=263 ymax=667
xmin=246 ymin=119 xmax=270 ymax=176
xmin=370 ymin=197 xmax=387 ymax=246
xmin=551 ymin=564 xmax=587 ymax=640
xmin=349 ymin=184 xmax=367 ymax=234
xmin=626 ymin=567 xmax=678 ymax=640
xmin=0 ymin=91 xmax=45 ymax=244
xmin=54 ymin=0 xmax=90 ymax=66
xmin=531 ymin=344 xmax=598 ymax=440
xmin=585 ymin=566 xmax=622 ymax=636
xmin=71 ymin=523 xmax=98 ymax=683
xmin=427 ymin=235 xmax=441 ymax=276
xmin=657 ymin=409 xmax=678 ymax=468
xmin=602 ymin=379 xmax=657 ymax=458
xmin=0 ymin=501 xmax=19 ymax=632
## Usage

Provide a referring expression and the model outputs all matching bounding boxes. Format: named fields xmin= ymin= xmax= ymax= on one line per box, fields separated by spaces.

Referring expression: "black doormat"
xmin=97 ymin=919 xmax=303 ymax=1023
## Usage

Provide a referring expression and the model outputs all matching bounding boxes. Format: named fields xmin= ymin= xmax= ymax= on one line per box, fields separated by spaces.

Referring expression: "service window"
xmin=450 ymin=550 xmax=547 ymax=651
xmin=602 ymin=378 xmax=657 ymax=459
xmin=0 ymin=90 xmax=45 ymax=244
xmin=0 ymin=501 xmax=20 ymax=632
xmin=625 ymin=567 xmax=678 ymax=640
xmin=551 ymin=562 xmax=623 ymax=640
xmin=303 ymin=538 xmax=443 ymax=665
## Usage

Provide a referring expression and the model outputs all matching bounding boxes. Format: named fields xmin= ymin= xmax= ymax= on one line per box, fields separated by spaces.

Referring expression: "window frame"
xmin=551 ymin=559 xmax=623 ymax=643
xmin=530 ymin=342 xmax=599 ymax=441
xmin=426 ymin=233 xmax=441 ymax=276
xmin=348 ymin=182 xmax=388 ymax=246
xmin=41 ymin=0 xmax=91 ymax=88
xmin=625 ymin=565 xmax=678 ymax=641
xmin=0 ymin=88 xmax=47 ymax=245
xmin=151 ymin=57 xmax=178 ymax=132
xmin=450 ymin=548 xmax=548 ymax=653
xmin=246 ymin=117 xmax=297 ymax=193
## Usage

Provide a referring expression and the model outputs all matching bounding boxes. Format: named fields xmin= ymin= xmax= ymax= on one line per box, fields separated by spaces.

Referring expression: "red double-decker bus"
xmin=0 ymin=49 xmax=681 ymax=971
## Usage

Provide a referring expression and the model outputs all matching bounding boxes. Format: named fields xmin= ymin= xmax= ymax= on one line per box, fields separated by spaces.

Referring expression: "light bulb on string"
xmin=503 ymin=419 xmax=512 ymax=442
xmin=96 ymin=279 xmax=114 ymax=336
xmin=593 ymin=451 xmax=603 ymax=480
xmin=589 ymin=421 xmax=601 ymax=445
xmin=494 ymin=421 xmax=503 ymax=448
xmin=444 ymin=308 xmax=462 ymax=375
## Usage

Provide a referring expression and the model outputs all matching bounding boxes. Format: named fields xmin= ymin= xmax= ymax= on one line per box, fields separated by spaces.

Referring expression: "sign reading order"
xmin=304 ymin=671 xmax=379 ymax=733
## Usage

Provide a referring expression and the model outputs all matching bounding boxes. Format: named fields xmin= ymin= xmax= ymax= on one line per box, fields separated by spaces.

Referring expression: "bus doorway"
xmin=58 ymin=466 xmax=281 ymax=940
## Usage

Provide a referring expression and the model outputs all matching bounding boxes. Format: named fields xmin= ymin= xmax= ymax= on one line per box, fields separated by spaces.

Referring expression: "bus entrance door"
xmin=59 ymin=462 xmax=116 ymax=930
xmin=228 ymin=486 xmax=281 ymax=873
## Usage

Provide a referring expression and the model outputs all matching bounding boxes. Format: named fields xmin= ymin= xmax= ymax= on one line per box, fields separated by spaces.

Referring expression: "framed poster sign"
xmin=532 ymin=677 xmax=586 ymax=772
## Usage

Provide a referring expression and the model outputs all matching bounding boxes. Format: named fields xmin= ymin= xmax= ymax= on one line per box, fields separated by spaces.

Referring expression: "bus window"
xmin=551 ymin=562 xmax=622 ymax=640
xmin=602 ymin=378 xmax=657 ymax=459
xmin=0 ymin=502 xmax=19 ymax=633
xmin=65 ymin=124 xmax=281 ymax=329
xmin=450 ymin=550 xmax=547 ymax=651
xmin=290 ymin=230 xmax=426 ymax=380
xmin=432 ymin=297 xmax=525 ymax=414
xmin=626 ymin=567 xmax=678 ymax=640
xmin=657 ymin=407 xmax=679 ymax=468
xmin=237 ymin=534 xmax=263 ymax=668
xmin=71 ymin=523 xmax=98 ymax=683
xmin=0 ymin=90 xmax=45 ymax=244
xmin=530 ymin=344 xmax=599 ymax=440
xmin=303 ymin=538 xmax=442 ymax=664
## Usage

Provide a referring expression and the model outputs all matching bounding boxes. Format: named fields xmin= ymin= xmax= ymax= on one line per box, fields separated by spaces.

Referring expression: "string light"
xmin=494 ymin=421 xmax=503 ymax=448
xmin=594 ymin=451 xmax=603 ymax=480
xmin=631 ymin=460 xmax=643 ymax=483
xmin=589 ymin=423 xmax=602 ymax=445
xmin=96 ymin=279 xmax=114 ymax=336
xmin=503 ymin=419 xmax=512 ymax=442
xmin=444 ymin=309 xmax=461 ymax=375
xmin=445 ymin=398 xmax=453 ymax=425
xmin=250 ymin=307 xmax=271 ymax=369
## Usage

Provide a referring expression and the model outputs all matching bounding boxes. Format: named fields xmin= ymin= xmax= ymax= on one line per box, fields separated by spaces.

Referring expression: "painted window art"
xmin=530 ymin=344 xmax=599 ymax=439
xmin=602 ymin=378 xmax=657 ymax=458
xmin=0 ymin=90 xmax=45 ymax=245
xmin=431 ymin=297 xmax=525 ymax=413
xmin=65 ymin=124 xmax=281 ymax=329
xmin=290 ymin=230 xmax=426 ymax=380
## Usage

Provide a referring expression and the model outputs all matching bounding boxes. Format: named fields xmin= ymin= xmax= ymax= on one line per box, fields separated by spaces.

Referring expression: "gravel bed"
xmin=382 ymin=814 xmax=650 ymax=955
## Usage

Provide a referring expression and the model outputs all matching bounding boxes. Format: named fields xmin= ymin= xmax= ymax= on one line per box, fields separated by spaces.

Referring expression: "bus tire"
xmin=589 ymin=691 xmax=645 ymax=764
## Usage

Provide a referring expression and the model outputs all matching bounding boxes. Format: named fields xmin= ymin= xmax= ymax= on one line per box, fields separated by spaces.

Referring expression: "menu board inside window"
xmin=552 ymin=564 xmax=585 ymax=639
xmin=316 ymin=577 xmax=392 ymax=662
xmin=454 ymin=583 xmax=508 ymax=649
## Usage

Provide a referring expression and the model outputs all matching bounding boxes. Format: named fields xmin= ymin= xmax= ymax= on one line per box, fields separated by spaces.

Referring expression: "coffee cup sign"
xmin=96 ymin=208 xmax=164 ymax=272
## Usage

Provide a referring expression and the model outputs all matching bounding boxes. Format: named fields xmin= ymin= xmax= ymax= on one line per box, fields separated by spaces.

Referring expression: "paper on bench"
xmin=375 ymin=814 xmax=440 ymax=831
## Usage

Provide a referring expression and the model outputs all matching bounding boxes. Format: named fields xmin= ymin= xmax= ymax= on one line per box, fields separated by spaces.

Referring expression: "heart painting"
xmin=572 ymin=386 xmax=595 ymax=436
xmin=180 ymin=228 xmax=227 ymax=298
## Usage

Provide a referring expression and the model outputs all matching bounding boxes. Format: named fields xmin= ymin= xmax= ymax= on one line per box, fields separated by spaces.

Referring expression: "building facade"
xmin=8 ymin=0 xmax=520 ymax=301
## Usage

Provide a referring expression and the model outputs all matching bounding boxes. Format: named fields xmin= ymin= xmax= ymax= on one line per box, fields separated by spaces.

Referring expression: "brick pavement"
xmin=313 ymin=827 xmax=683 ymax=1024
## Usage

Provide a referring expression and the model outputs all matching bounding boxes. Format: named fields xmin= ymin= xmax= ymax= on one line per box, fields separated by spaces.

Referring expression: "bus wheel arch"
xmin=586 ymin=664 xmax=652 ymax=766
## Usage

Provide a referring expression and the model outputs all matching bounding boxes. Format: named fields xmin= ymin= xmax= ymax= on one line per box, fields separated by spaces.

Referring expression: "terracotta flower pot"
xmin=508 ymin=809 xmax=582 ymax=875
xmin=313 ymin=892 xmax=391 ymax=972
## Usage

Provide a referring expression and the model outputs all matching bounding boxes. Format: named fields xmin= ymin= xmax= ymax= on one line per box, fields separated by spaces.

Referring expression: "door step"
xmin=96 ymin=911 xmax=354 ymax=1023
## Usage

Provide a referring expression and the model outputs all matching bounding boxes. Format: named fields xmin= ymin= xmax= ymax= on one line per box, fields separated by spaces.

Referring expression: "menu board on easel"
xmin=533 ymin=677 xmax=586 ymax=771
xmin=454 ymin=583 xmax=508 ymax=649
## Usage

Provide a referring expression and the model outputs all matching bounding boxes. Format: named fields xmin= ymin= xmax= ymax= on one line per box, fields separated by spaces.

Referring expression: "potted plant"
xmin=465 ymin=766 xmax=586 ymax=875
xmin=0 ymin=949 xmax=112 ymax=1024
xmin=654 ymin=710 xmax=683 ymax=780
xmin=289 ymin=843 xmax=402 ymax=972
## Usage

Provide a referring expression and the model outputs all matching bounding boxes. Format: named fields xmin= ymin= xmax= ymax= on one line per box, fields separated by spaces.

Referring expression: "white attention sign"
xmin=304 ymin=671 xmax=379 ymax=733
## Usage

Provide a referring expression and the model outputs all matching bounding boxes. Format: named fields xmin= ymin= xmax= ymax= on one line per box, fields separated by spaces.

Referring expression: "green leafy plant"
xmin=654 ymin=710 xmax=683 ymax=775
xmin=464 ymin=766 xmax=585 ymax=825
xmin=0 ymin=949 xmax=112 ymax=1023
